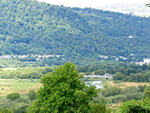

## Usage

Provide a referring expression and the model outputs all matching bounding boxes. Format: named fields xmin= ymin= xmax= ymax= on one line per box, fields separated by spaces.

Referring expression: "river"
xmin=84 ymin=80 xmax=103 ymax=89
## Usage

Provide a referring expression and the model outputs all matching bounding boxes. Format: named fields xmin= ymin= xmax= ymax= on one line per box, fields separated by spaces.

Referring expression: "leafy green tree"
xmin=28 ymin=90 xmax=36 ymax=100
xmin=94 ymin=69 xmax=106 ymax=75
xmin=27 ymin=62 xmax=97 ymax=113
xmin=7 ymin=92 xmax=20 ymax=101
xmin=118 ymin=99 xmax=150 ymax=113
xmin=113 ymin=72 xmax=125 ymax=81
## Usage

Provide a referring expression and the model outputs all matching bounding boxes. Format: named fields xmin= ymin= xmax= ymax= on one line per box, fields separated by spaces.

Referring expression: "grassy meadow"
xmin=0 ymin=79 xmax=42 ymax=96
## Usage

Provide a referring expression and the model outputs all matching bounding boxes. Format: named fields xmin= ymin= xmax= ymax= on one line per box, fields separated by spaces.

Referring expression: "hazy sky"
xmin=37 ymin=0 xmax=150 ymax=8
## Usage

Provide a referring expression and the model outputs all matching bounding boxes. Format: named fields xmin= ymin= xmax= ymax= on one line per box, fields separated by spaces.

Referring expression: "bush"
xmin=13 ymin=102 xmax=29 ymax=113
xmin=121 ymin=86 xmax=139 ymax=95
xmin=102 ymin=86 xmax=122 ymax=97
xmin=7 ymin=92 xmax=20 ymax=101
xmin=125 ymin=93 xmax=143 ymax=101
xmin=93 ymin=94 xmax=107 ymax=104
xmin=118 ymin=99 xmax=150 ymax=113
xmin=106 ymin=95 xmax=127 ymax=103
xmin=28 ymin=90 xmax=36 ymax=100
xmin=112 ymin=95 xmax=127 ymax=103
xmin=0 ymin=108 xmax=13 ymax=113
xmin=143 ymin=86 xmax=150 ymax=99
xmin=138 ymin=85 xmax=146 ymax=92
xmin=90 ymin=102 xmax=106 ymax=113
xmin=17 ymin=97 xmax=30 ymax=103
xmin=133 ymin=93 xmax=143 ymax=100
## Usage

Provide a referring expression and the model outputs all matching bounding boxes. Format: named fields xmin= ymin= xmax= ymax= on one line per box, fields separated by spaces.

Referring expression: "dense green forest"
xmin=78 ymin=61 xmax=150 ymax=82
xmin=0 ymin=0 xmax=150 ymax=63
xmin=1 ymin=61 xmax=150 ymax=82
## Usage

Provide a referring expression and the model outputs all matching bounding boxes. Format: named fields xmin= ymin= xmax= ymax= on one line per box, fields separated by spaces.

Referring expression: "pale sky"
xmin=37 ymin=0 xmax=150 ymax=8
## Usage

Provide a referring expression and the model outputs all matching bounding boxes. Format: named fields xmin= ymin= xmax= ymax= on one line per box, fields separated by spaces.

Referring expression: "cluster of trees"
xmin=0 ymin=66 xmax=55 ymax=79
xmin=77 ymin=61 xmax=150 ymax=82
xmin=0 ymin=63 xmax=150 ymax=112
xmin=0 ymin=90 xmax=37 ymax=113
xmin=0 ymin=0 xmax=150 ymax=62
xmin=100 ymin=84 xmax=147 ymax=103
xmin=113 ymin=70 xmax=150 ymax=82
xmin=1 ymin=60 xmax=149 ymax=82
xmin=0 ymin=57 xmax=68 ymax=68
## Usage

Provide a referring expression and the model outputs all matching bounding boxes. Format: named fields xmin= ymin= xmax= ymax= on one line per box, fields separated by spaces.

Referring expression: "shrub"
xmin=126 ymin=94 xmax=134 ymax=100
xmin=90 ymin=102 xmax=106 ymax=113
xmin=112 ymin=95 xmax=127 ymax=103
xmin=106 ymin=95 xmax=127 ymax=103
xmin=118 ymin=99 xmax=150 ymax=113
xmin=7 ymin=92 xmax=20 ymax=101
xmin=93 ymin=94 xmax=107 ymax=104
xmin=17 ymin=97 xmax=30 ymax=103
xmin=133 ymin=93 xmax=143 ymax=100
xmin=138 ymin=85 xmax=146 ymax=92
xmin=28 ymin=90 xmax=36 ymax=100
xmin=121 ymin=86 xmax=139 ymax=95
xmin=13 ymin=102 xmax=29 ymax=113
xmin=143 ymin=86 xmax=150 ymax=99
xmin=0 ymin=108 xmax=13 ymax=113
xmin=102 ymin=86 xmax=122 ymax=97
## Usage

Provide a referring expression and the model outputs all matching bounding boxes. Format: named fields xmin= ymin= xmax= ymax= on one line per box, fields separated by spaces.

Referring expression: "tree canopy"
xmin=27 ymin=62 xmax=97 ymax=113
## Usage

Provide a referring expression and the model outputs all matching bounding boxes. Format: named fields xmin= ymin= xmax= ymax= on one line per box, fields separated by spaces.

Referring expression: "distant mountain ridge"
xmin=0 ymin=0 xmax=150 ymax=61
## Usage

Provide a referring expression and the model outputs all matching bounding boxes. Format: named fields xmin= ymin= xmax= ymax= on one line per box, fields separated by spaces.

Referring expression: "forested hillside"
xmin=71 ymin=7 xmax=150 ymax=59
xmin=0 ymin=0 xmax=150 ymax=61
xmin=0 ymin=0 xmax=91 ymax=56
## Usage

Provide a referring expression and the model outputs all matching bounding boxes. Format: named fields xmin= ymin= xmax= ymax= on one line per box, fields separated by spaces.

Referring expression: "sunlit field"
xmin=0 ymin=79 xmax=42 ymax=96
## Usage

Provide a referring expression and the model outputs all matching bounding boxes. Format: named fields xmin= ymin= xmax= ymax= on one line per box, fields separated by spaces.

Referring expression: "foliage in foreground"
xmin=27 ymin=62 xmax=97 ymax=113
xmin=118 ymin=99 xmax=150 ymax=113
xmin=0 ymin=108 xmax=13 ymax=113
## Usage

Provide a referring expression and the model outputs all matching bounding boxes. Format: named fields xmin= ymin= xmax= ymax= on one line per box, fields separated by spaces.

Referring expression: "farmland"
xmin=0 ymin=79 xmax=41 ymax=96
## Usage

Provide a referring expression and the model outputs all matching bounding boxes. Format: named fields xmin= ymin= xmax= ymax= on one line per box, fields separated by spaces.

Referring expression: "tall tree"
xmin=27 ymin=62 xmax=97 ymax=113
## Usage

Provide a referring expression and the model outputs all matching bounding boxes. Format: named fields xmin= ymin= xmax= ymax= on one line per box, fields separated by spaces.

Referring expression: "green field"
xmin=0 ymin=79 xmax=41 ymax=96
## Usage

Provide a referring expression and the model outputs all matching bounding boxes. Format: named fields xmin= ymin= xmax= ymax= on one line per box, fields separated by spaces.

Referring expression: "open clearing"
xmin=109 ymin=81 xmax=150 ymax=88
xmin=0 ymin=79 xmax=42 ymax=96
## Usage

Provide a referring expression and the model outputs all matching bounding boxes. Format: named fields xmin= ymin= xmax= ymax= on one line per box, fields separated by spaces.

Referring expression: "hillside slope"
xmin=71 ymin=7 xmax=150 ymax=59
xmin=0 ymin=0 xmax=150 ymax=60
xmin=0 ymin=0 xmax=91 ymax=56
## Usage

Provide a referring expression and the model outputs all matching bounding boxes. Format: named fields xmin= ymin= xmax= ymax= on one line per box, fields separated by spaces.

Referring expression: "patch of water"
xmin=84 ymin=81 xmax=103 ymax=89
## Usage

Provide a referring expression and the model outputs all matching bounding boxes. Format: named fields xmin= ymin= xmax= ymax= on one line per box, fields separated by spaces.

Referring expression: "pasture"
xmin=0 ymin=79 xmax=42 ymax=96
xmin=108 ymin=80 xmax=150 ymax=88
